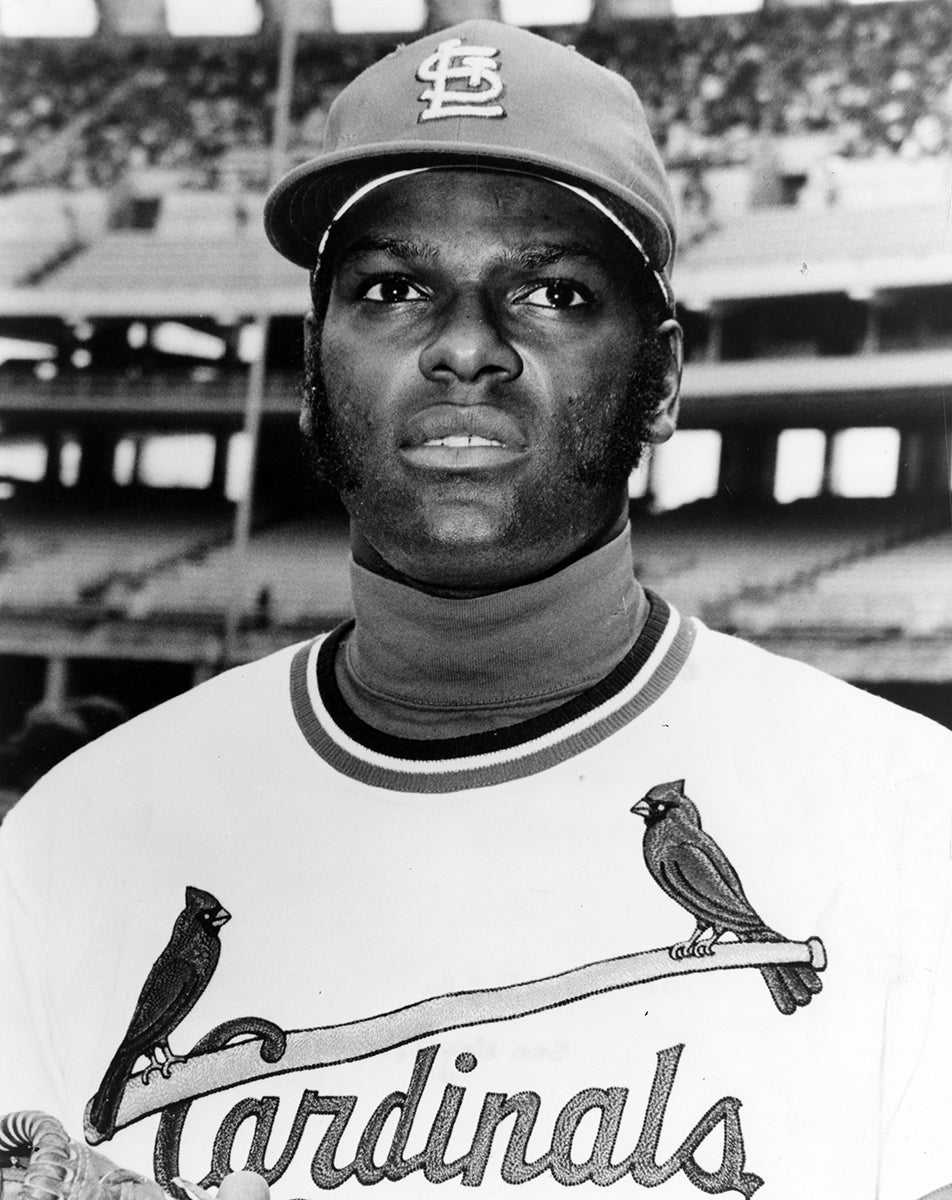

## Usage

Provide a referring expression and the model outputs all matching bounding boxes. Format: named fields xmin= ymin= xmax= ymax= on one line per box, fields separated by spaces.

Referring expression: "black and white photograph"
xmin=1 ymin=2 xmax=951 ymax=1198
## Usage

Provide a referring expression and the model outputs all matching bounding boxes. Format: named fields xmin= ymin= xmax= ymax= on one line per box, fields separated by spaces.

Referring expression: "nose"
xmin=418 ymin=292 xmax=522 ymax=385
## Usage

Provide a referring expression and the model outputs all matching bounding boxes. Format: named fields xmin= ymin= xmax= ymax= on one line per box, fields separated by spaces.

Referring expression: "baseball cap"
xmin=264 ymin=20 xmax=676 ymax=306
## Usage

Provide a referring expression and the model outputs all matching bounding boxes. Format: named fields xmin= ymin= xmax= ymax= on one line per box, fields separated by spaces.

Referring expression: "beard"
xmin=298 ymin=332 xmax=672 ymax=588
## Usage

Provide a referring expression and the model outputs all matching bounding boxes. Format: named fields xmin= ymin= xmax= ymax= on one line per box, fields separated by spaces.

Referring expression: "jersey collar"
xmin=289 ymin=591 xmax=695 ymax=792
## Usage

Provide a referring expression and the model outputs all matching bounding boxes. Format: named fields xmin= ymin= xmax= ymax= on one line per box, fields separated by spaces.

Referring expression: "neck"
xmin=334 ymin=525 xmax=648 ymax=739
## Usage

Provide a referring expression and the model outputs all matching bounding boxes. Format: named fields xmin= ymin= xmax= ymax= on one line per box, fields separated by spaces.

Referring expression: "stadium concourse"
xmin=1 ymin=0 xmax=952 ymax=807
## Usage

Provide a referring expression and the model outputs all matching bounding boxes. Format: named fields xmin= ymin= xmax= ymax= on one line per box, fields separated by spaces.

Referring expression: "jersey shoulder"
xmin=3 ymin=637 xmax=317 ymax=831
xmin=687 ymin=620 xmax=952 ymax=778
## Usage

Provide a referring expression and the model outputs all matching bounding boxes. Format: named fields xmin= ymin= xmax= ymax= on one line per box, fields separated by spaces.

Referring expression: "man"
xmin=2 ymin=20 xmax=952 ymax=1200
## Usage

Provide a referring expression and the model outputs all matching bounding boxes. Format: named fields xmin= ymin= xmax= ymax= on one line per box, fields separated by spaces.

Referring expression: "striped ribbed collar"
xmin=289 ymin=591 xmax=695 ymax=793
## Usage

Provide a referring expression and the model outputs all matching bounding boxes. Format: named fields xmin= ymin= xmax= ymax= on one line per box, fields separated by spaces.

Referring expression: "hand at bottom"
xmin=174 ymin=1174 xmax=270 ymax=1200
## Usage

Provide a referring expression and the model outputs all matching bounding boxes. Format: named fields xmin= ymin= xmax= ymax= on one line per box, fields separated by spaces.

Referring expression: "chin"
xmin=395 ymin=527 xmax=577 ymax=596
xmin=364 ymin=510 xmax=507 ymax=588
xmin=425 ymin=507 xmax=506 ymax=546
xmin=409 ymin=524 xmax=512 ymax=583
xmin=355 ymin=488 xmax=609 ymax=591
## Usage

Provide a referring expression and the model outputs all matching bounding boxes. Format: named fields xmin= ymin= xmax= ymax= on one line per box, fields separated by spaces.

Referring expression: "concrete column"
xmin=899 ymin=426 xmax=950 ymax=495
xmin=209 ymin=433 xmax=230 ymax=498
xmin=704 ymin=309 xmax=724 ymax=364
xmin=219 ymin=322 xmax=243 ymax=369
xmin=860 ymin=303 xmax=882 ymax=354
xmin=77 ymin=428 xmax=117 ymax=492
xmin=256 ymin=421 xmax=310 ymax=508
xmin=43 ymin=656 xmax=69 ymax=707
xmin=43 ymin=431 xmax=63 ymax=487
xmin=820 ymin=430 xmax=836 ymax=496
xmin=717 ymin=429 xmax=779 ymax=501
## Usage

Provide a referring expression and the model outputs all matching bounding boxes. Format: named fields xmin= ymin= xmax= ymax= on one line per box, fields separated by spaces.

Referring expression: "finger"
xmin=216 ymin=1172 xmax=270 ymax=1200
xmin=173 ymin=1178 xmax=212 ymax=1200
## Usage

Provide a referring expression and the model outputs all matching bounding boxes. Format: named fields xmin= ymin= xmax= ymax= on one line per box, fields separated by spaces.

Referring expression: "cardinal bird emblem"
xmin=631 ymin=780 xmax=822 ymax=1016
xmin=87 ymin=885 xmax=230 ymax=1140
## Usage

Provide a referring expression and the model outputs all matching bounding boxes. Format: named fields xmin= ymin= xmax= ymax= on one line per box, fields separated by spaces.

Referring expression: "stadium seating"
xmin=0 ymin=501 xmax=233 ymax=611
xmin=154 ymin=189 xmax=254 ymax=239
xmin=3 ymin=2 xmax=952 ymax=191
xmin=0 ymin=240 xmax=74 ymax=289
xmin=121 ymin=512 xmax=352 ymax=628
xmin=105 ymin=497 xmax=937 ymax=632
xmin=40 ymin=228 xmax=301 ymax=294
xmin=679 ymin=204 xmax=952 ymax=272
xmin=0 ymin=190 xmax=96 ymax=287
xmin=631 ymin=498 xmax=936 ymax=622
xmin=727 ymin=527 xmax=952 ymax=637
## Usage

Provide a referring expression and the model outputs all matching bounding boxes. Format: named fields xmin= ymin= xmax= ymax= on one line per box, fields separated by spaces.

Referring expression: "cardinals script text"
xmin=153 ymin=1041 xmax=763 ymax=1197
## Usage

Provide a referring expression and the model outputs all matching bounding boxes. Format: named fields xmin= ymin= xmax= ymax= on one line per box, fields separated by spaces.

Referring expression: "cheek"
xmin=557 ymin=368 xmax=628 ymax=445
xmin=320 ymin=321 xmax=409 ymax=431
xmin=319 ymin=324 xmax=361 ymax=403
xmin=531 ymin=328 xmax=638 ymax=404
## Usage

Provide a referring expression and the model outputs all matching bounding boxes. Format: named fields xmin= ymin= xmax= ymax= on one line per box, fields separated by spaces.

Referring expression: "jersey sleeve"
xmin=0 ymin=774 xmax=79 ymax=1124
xmin=875 ymin=722 xmax=952 ymax=1200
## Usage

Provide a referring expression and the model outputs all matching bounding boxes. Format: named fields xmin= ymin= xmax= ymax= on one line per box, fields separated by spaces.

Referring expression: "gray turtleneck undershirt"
xmin=334 ymin=525 xmax=649 ymax=739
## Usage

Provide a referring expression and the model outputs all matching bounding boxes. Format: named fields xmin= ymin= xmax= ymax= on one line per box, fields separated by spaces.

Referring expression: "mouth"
xmin=630 ymin=801 xmax=650 ymax=818
xmin=400 ymin=441 xmax=525 ymax=470
xmin=400 ymin=408 xmax=527 ymax=471
xmin=423 ymin=434 xmax=506 ymax=449
xmin=212 ymin=908 xmax=231 ymax=927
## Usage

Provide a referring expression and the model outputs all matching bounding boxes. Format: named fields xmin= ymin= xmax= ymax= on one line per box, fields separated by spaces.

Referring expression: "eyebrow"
xmin=336 ymin=236 xmax=440 ymax=268
xmin=336 ymin=236 xmax=607 ymax=273
xmin=500 ymin=241 xmax=607 ymax=271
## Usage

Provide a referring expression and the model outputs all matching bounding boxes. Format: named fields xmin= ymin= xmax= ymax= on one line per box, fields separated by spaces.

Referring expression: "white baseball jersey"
xmin=2 ymin=595 xmax=952 ymax=1200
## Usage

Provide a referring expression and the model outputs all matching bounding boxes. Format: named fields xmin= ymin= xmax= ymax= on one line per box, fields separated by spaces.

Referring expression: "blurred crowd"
xmin=585 ymin=0 xmax=950 ymax=163
xmin=2 ymin=1 xmax=951 ymax=191
xmin=585 ymin=0 xmax=952 ymax=163
xmin=0 ymin=38 xmax=375 ymax=189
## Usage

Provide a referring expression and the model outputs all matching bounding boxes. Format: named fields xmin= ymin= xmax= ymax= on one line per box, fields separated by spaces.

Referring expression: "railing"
xmin=0 ymin=371 xmax=300 ymax=415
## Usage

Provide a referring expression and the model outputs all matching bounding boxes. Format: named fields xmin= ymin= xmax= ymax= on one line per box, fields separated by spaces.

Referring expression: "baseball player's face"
xmin=312 ymin=170 xmax=681 ymax=594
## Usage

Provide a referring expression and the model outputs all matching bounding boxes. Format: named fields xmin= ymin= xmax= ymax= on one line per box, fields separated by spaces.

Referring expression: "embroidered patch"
xmin=85 ymin=879 xmax=824 ymax=1149
xmin=416 ymin=37 xmax=506 ymax=123
xmin=631 ymin=780 xmax=825 ymax=1016
xmin=84 ymin=886 xmax=231 ymax=1144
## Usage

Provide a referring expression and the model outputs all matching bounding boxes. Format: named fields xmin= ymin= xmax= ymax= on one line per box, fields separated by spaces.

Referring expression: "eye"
xmin=518 ymin=280 xmax=590 ymax=310
xmin=361 ymin=276 xmax=428 ymax=304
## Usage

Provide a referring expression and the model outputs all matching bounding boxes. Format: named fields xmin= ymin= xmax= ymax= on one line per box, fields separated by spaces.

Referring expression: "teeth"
xmin=423 ymin=435 xmax=504 ymax=448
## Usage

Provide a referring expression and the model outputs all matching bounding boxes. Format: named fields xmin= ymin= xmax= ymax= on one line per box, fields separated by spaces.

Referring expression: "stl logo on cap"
xmin=416 ymin=37 xmax=506 ymax=122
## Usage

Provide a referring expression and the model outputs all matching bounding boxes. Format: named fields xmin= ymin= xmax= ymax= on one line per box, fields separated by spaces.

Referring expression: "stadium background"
xmin=1 ymin=0 xmax=951 ymax=800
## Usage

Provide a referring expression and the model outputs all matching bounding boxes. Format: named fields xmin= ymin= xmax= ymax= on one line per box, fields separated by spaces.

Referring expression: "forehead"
xmin=328 ymin=169 xmax=635 ymax=270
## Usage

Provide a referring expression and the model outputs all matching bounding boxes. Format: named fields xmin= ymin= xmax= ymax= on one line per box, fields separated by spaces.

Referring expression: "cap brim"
xmin=264 ymin=141 xmax=673 ymax=272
